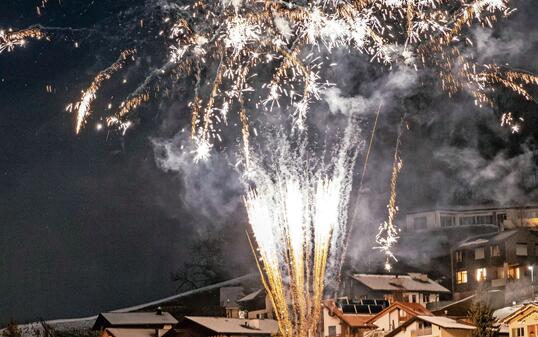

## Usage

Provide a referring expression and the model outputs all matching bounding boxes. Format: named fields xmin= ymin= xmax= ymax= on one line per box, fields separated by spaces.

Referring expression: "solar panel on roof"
xmin=369 ymin=305 xmax=384 ymax=314
xmin=355 ymin=305 xmax=371 ymax=314
xmin=341 ymin=304 xmax=357 ymax=314
xmin=361 ymin=299 xmax=376 ymax=305
xmin=375 ymin=300 xmax=389 ymax=307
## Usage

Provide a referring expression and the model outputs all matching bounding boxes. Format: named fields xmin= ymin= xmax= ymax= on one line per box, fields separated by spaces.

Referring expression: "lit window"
xmin=516 ymin=243 xmax=528 ymax=256
xmin=508 ymin=266 xmax=521 ymax=280
xmin=457 ymin=271 xmax=468 ymax=284
xmin=490 ymin=245 xmax=501 ymax=257
xmin=476 ymin=268 xmax=487 ymax=281
xmin=475 ymin=247 xmax=485 ymax=260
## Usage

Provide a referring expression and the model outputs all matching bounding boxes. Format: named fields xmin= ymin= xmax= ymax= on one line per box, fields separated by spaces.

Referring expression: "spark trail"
xmin=244 ymin=117 xmax=361 ymax=337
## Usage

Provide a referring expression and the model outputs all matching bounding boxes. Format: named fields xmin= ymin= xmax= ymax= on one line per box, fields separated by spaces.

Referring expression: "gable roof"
xmin=182 ymin=316 xmax=278 ymax=335
xmin=367 ymin=302 xmax=432 ymax=324
xmin=385 ymin=315 xmax=474 ymax=337
xmin=238 ymin=289 xmax=264 ymax=303
xmin=501 ymin=303 xmax=538 ymax=324
xmin=220 ymin=287 xmax=245 ymax=309
xmin=350 ymin=274 xmax=450 ymax=293
xmin=92 ymin=312 xmax=177 ymax=330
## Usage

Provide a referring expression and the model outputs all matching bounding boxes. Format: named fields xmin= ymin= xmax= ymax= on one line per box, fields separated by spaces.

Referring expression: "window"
xmin=460 ymin=215 xmax=494 ymax=225
xmin=516 ymin=243 xmax=528 ymax=256
xmin=496 ymin=267 xmax=505 ymax=279
xmin=513 ymin=327 xmax=525 ymax=337
xmin=461 ymin=216 xmax=473 ymax=225
xmin=475 ymin=247 xmax=485 ymax=260
xmin=476 ymin=268 xmax=487 ymax=281
xmin=423 ymin=294 xmax=430 ymax=303
xmin=490 ymin=245 xmax=501 ymax=257
xmin=497 ymin=213 xmax=507 ymax=226
xmin=476 ymin=215 xmax=493 ymax=225
xmin=456 ymin=271 xmax=468 ymax=284
xmin=414 ymin=217 xmax=427 ymax=230
xmin=411 ymin=294 xmax=417 ymax=303
xmin=508 ymin=266 xmax=521 ymax=280
xmin=455 ymin=250 xmax=464 ymax=262
xmin=328 ymin=326 xmax=337 ymax=337
xmin=441 ymin=215 xmax=456 ymax=227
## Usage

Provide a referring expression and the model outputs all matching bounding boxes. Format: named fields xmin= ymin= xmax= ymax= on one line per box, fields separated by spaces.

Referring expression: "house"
xmin=501 ymin=303 xmax=538 ymax=337
xmin=321 ymin=299 xmax=385 ymax=337
xmin=384 ymin=315 xmax=475 ymax=337
xmin=451 ymin=228 xmax=538 ymax=302
xmin=404 ymin=205 xmax=538 ymax=232
xmin=221 ymin=287 xmax=246 ymax=318
xmin=171 ymin=316 xmax=278 ymax=337
xmin=92 ymin=311 xmax=178 ymax=331
xmin=237 ymin=289 xmax=273 ymax=319
xmin=341 ymin=273 xmax=450 ymax=307
xmin=367 ymin=302 xmax=432 ymax=333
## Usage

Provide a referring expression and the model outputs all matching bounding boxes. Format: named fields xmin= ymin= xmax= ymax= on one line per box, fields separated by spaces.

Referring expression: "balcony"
xmin=491 ymin=278 xmax=506 ymax=287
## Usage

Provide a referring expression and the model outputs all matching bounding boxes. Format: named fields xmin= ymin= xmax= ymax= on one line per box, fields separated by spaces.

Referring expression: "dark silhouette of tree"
xmin=468 ymin=301 xmax=499 ymax=337
xmin=171 ymin=232 xmax=230 ymax=292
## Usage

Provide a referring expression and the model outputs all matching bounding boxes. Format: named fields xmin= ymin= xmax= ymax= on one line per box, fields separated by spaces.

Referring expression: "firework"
xmin=0 ymin=27 xmax=46 ymax=53
xmin=245 ymin=118 xmax=361 ymax=337
xmin=66 ymin=49 xmax=136 ymax=134
xmin=376 ymin=116 xmax=405 ymax=271
xmin=42 ymin=0 xmax=534 ymax=155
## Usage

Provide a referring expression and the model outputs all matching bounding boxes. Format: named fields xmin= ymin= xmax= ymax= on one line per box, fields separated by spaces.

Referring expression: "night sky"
xmin=1 ymin=0 xmax=538 ymax=325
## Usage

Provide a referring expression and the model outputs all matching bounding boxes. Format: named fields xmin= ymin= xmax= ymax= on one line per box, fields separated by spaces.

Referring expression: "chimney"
xmin=156 ymin=307 xmax=163 ymax=315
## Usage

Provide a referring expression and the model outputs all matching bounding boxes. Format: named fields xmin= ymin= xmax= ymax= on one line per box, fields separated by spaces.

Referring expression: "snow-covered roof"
xmin=238 ymin=289 xmax=263 ymax=302
xmin=183 ymin=316 xmax=278 ymax=334
xmin=417 ymin=316 xmax=475 ymax=330
xmin=351 ymin=273 xmax=450 ymax=293
xmin=494 ymin=304 xmax=525 ymax=321
xmin=455 ymin=229 xmax=530 ymax=249
xmin=96 ymin=312 xmax=177 ymax=327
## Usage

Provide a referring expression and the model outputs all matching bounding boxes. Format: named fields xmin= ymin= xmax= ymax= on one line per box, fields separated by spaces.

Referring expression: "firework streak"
xmin=66 ymin=49 xmax=136 ymax=134
xmin=0 ymin=27 xmax=46 ymax=53
xmin=244 ymin=120 xmax=361 ymax=337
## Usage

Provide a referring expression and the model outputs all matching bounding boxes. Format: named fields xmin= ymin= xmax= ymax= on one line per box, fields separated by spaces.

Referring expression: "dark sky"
xmin=1 ymin=0 xmax=538 ymax=325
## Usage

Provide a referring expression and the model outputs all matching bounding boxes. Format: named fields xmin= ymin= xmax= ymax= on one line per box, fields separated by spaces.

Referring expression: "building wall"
xmin=322 ymin=307 xmax=343 ymax=337
xmin=452 ymin=229 xmax=538 ymax=300
xmin=508 ymin=310 xmax=538 ymax=337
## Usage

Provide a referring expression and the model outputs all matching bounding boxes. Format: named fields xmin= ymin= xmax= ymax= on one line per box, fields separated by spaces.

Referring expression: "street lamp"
xmin=529 ymin=265 xmax=535 ymax=299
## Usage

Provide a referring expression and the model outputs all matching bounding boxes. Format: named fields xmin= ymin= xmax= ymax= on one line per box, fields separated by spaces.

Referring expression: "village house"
xmin=170 ymin=316 xmax=278 ymax=337
xmin=367 ymin=302 xmax=433 ymax=333
xmin=92 ymin=310 xmax=178 ymax=337
xmin=341 ymin=273 xmax=450 ymax=307
xmin=451 ymin=228 xmax=538 ymax=302
xmin=237 ymin=289 xmax=273 ymax=320
xmin=501 ymin=303 xmax=538 ymax=337
xmin=92 ymin=310 xmax=178 ymax=331
xmin=383 ymin=315 xmax=475 ymax=337
xmin=320 ymin=299 xmax=384 ymax=337
xmin=404 ymin=205 xmax=538 ymax=232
